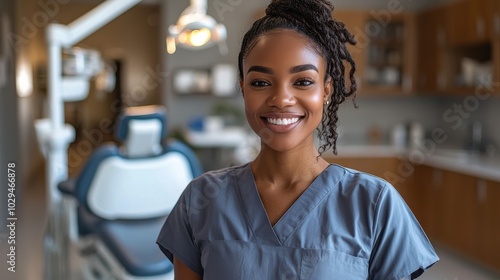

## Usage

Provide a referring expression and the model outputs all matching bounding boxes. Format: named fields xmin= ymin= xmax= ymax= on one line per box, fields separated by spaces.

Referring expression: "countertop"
xmin=332 ymin=145 xmax=500 ymax=182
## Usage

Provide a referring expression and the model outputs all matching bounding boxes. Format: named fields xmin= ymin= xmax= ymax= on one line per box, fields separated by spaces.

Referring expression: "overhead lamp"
xmin=166 ymin=0 xmax=227 ymax=55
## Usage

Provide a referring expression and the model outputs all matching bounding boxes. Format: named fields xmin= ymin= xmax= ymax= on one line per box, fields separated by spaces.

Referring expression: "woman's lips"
xmin=266 ymin=117 xmax=300 ymax=126
xmin=260 ymin=113 xmax=304 ymax=133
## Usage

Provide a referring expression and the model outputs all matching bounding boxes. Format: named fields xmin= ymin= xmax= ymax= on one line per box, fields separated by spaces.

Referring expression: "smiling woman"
xmin=241 ymin=29 xmax=328 ymax=153
xmin=157 ymin=1 xmax=439 ymax=279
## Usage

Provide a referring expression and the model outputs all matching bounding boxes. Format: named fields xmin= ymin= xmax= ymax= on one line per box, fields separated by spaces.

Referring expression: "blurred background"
xmin=1 ymin=0 xmax=500 ymax=279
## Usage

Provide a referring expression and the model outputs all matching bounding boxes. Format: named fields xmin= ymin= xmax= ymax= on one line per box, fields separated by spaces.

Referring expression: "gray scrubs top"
xmin=157 ymin=163 xmax=438 ymax=280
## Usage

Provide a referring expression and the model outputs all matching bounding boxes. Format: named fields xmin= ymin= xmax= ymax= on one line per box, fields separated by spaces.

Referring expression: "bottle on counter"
xmin=390 ymin=124 xmax=407 ymax=148
xmin=409 ymin=122 xmax=424 ymax=149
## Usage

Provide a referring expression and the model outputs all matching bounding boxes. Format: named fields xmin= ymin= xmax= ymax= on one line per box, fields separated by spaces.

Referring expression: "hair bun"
xmin=265 ymin=0 xmax=334 ymax=21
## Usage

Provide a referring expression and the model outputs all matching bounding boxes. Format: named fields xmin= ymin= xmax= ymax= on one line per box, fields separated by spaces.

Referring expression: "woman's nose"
xmin=267 ymin=85 xmax=296 ymax=108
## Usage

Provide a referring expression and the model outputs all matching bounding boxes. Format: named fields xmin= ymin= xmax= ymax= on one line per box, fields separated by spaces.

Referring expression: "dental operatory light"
xmin=166 ymin=0 xmax=227 ymax=54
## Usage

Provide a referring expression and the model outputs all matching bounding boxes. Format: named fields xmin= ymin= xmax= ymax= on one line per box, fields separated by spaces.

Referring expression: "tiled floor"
xmin=2 ymin=167 xmax=500 ymax=280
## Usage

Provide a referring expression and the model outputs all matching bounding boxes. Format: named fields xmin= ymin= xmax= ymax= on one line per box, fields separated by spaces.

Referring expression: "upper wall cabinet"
xmin=492 ymin=0 xmax=500 ymax=93
xmin=416 ymin=6 xmax=447 ymax=94
xmin=334 ymin=10 xmax=417 ymax=96
xmin=494 ymin=0 xmax=500 ymax=38
xmin=417 ymin=0 xmax=498 ymax=95
xmin=446 ymin=0 xmax=494 ymax=94
xmin=448 ymin=0 xmax=493 ymax=46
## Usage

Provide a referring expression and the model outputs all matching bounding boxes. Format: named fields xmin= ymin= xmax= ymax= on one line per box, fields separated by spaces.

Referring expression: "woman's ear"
xmin=240 ymin=79 xmax=244 ymax=96
xmin=324 ymin=76 xmax=332 ymax=102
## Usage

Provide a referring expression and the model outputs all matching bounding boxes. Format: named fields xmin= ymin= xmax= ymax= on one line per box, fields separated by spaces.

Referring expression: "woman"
xmin=157 ymin=0 xmax=439 ymax=279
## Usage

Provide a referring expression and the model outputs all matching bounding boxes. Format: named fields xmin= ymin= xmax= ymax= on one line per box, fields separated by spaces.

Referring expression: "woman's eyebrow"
xmin=247 ymin=64 xmax=318 ymax=75
xmin=289 ymin=64 xmax=318 ymax=73
xmin=247 ymin=65 xmax=273 ymax=74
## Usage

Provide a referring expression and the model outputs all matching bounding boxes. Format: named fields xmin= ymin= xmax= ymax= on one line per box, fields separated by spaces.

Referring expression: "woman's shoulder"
xmin=182 ymin=163 xmax=250 ymax=199
xmin=177 ymin=164 xmax=250 ymax=216
xmin=326 ymin=163 xmax=395 ymax=200
xmin=191 ymin=163 xmax=249 ymax=185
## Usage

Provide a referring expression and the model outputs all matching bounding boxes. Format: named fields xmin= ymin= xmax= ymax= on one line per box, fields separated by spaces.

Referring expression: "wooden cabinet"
xmin=440 ymin=170 xmax=481 ymax=259
xmin=333 ymin=10 xmax=417 ymax=96
xmin=416 ymin=6 xmax=448 ymax=93
xmin=363 ymin=13 xmax=417 ymax=95
xmin=448 ymin=0 xmax=492 ymax=46
xmin=493 ymin=0 xmax=500 ymax=38
xmin=478 ymin=179 xmax=500 ymax=271
xmin=412 ymin=165 xmax=446 ymax=241
xmin=417 ymin=0 xmax=497 ymax=95
xmin=492 ymin=0 xmax=500 ymax=94
xmin=333 ymin=4 xmax=500 ymax=96
xmin=412 ymin=165 xmax=500 ymax=273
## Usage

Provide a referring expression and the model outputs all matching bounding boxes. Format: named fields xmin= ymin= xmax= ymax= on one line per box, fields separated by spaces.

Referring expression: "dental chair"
xmin=58 ymin=105 xmax=202 ymax=280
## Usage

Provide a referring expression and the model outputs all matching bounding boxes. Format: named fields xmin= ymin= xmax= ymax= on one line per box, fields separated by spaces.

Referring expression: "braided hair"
xmin=238 ymin=0 xmax=357 ymax=155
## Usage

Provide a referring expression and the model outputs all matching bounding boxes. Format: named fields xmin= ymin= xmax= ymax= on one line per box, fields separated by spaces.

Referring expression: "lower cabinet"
xmin=478 ymin=179 xmax=500 ymax=270
xmin=411 ymin=165 xmax=444 ymax=243
xmin=413 ymin=165 xmax=500 ymax=273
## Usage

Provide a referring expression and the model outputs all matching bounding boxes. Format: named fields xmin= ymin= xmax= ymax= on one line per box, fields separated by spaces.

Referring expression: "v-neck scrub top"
xmin=157 ymin=163 xmax=438 ymax=279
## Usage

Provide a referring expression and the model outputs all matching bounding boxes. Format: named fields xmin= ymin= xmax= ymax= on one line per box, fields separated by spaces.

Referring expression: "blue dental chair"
xmin=58 ymin=105 xmax=202 ymax=280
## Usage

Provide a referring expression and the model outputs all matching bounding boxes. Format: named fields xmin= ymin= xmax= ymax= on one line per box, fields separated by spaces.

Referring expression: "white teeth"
xmin=266 ymin=117 xmax=299 ymax=126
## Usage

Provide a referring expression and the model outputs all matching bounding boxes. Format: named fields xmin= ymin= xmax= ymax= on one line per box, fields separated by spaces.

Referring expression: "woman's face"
xmin=241 ymin=29 xmax=331 ymax=153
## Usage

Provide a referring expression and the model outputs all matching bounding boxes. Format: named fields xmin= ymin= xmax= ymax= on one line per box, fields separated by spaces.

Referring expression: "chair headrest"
xmin=115 ymin=105 xmax=168 ymax=157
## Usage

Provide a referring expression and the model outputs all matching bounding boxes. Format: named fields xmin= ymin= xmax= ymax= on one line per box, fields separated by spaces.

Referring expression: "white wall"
xmin=480 ymin=97 xmax=500 ymax=151
xmin=337 ymin=96 xmax=442 ymax=145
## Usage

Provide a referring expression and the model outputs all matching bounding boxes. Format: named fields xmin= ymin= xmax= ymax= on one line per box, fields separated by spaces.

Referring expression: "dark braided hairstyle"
xmin=238 ymin=0 xmax=357 ymax=155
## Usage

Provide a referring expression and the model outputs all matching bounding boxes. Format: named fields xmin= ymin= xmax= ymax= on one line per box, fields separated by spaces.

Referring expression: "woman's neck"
xmin=250 ymin=144 xmax=329 ymax=189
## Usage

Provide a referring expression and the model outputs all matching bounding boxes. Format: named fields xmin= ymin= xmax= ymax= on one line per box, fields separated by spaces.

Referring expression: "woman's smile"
xmin=261 ymin=112 xmax=304 ymax=133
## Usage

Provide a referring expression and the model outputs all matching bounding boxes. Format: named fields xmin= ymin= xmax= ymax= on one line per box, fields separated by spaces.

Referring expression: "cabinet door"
xmin=492 ymin=0 xmax=500 ymax=94
xmin=470 ymin=0 xmax=493 ymax=42
xmin=413 ymin=166 xmax=481 ymax=259
xmin=412 ymin=165 xmax=445 ymax=241
xmin=448 ymin=0 xmax=491 ymax=45
xmin=493 ymin=0 xmax=500 ymax=38
xmin=479 ymin=179 xmax=500 ymax=272
xmin=363 ymin=13 xmax=417 ymax=94
xmin=334 ymin=10 xmax=417 ymax=96
xmin=440 ymin=170 xmax=481 ymax=259
xmin=416 ymin=6 xmax=447 ymax=93
xmin=447 ymin=0 xmax=473 ymax=46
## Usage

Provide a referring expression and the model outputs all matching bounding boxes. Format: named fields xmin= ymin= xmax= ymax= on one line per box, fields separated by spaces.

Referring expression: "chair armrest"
xmin=58 ymin=179 xmax=76 ymax=197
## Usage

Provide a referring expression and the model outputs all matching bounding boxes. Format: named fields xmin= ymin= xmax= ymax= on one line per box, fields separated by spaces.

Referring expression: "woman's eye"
xmin=250 ymin=80 xmax=270 ymax=87
xmin=295 ymin=79 xmax=314 ymax=87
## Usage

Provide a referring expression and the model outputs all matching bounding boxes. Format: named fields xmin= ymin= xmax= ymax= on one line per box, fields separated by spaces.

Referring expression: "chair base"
xmin=72 ymin=238 xmax=174 ymax=280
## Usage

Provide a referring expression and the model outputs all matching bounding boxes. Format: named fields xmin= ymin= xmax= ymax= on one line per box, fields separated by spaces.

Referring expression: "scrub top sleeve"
xmin=368 ymin=184 xmax=439 ymax=280
xmin=156 ymin=184 xmax=203 ymax=275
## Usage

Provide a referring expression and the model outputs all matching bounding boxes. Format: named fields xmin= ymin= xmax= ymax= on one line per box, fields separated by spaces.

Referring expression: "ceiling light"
xmin=166 ymin=0 xmax=227 ymax=54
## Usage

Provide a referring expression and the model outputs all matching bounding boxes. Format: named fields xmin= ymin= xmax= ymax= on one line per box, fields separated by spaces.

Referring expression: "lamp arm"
xmin=46 ymin=0 xmax=143 ymax=130
xmin=189 ymin=0 xmax=207 ymax=15
xmin=58 ymin=0 xmax=143 ymax=46
xmin=41 ymin=2 xmax=144 ymax=278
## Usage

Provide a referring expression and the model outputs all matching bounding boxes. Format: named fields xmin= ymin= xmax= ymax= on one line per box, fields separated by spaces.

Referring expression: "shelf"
xmin=362 ymin=16 xmax=413 ymax=94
